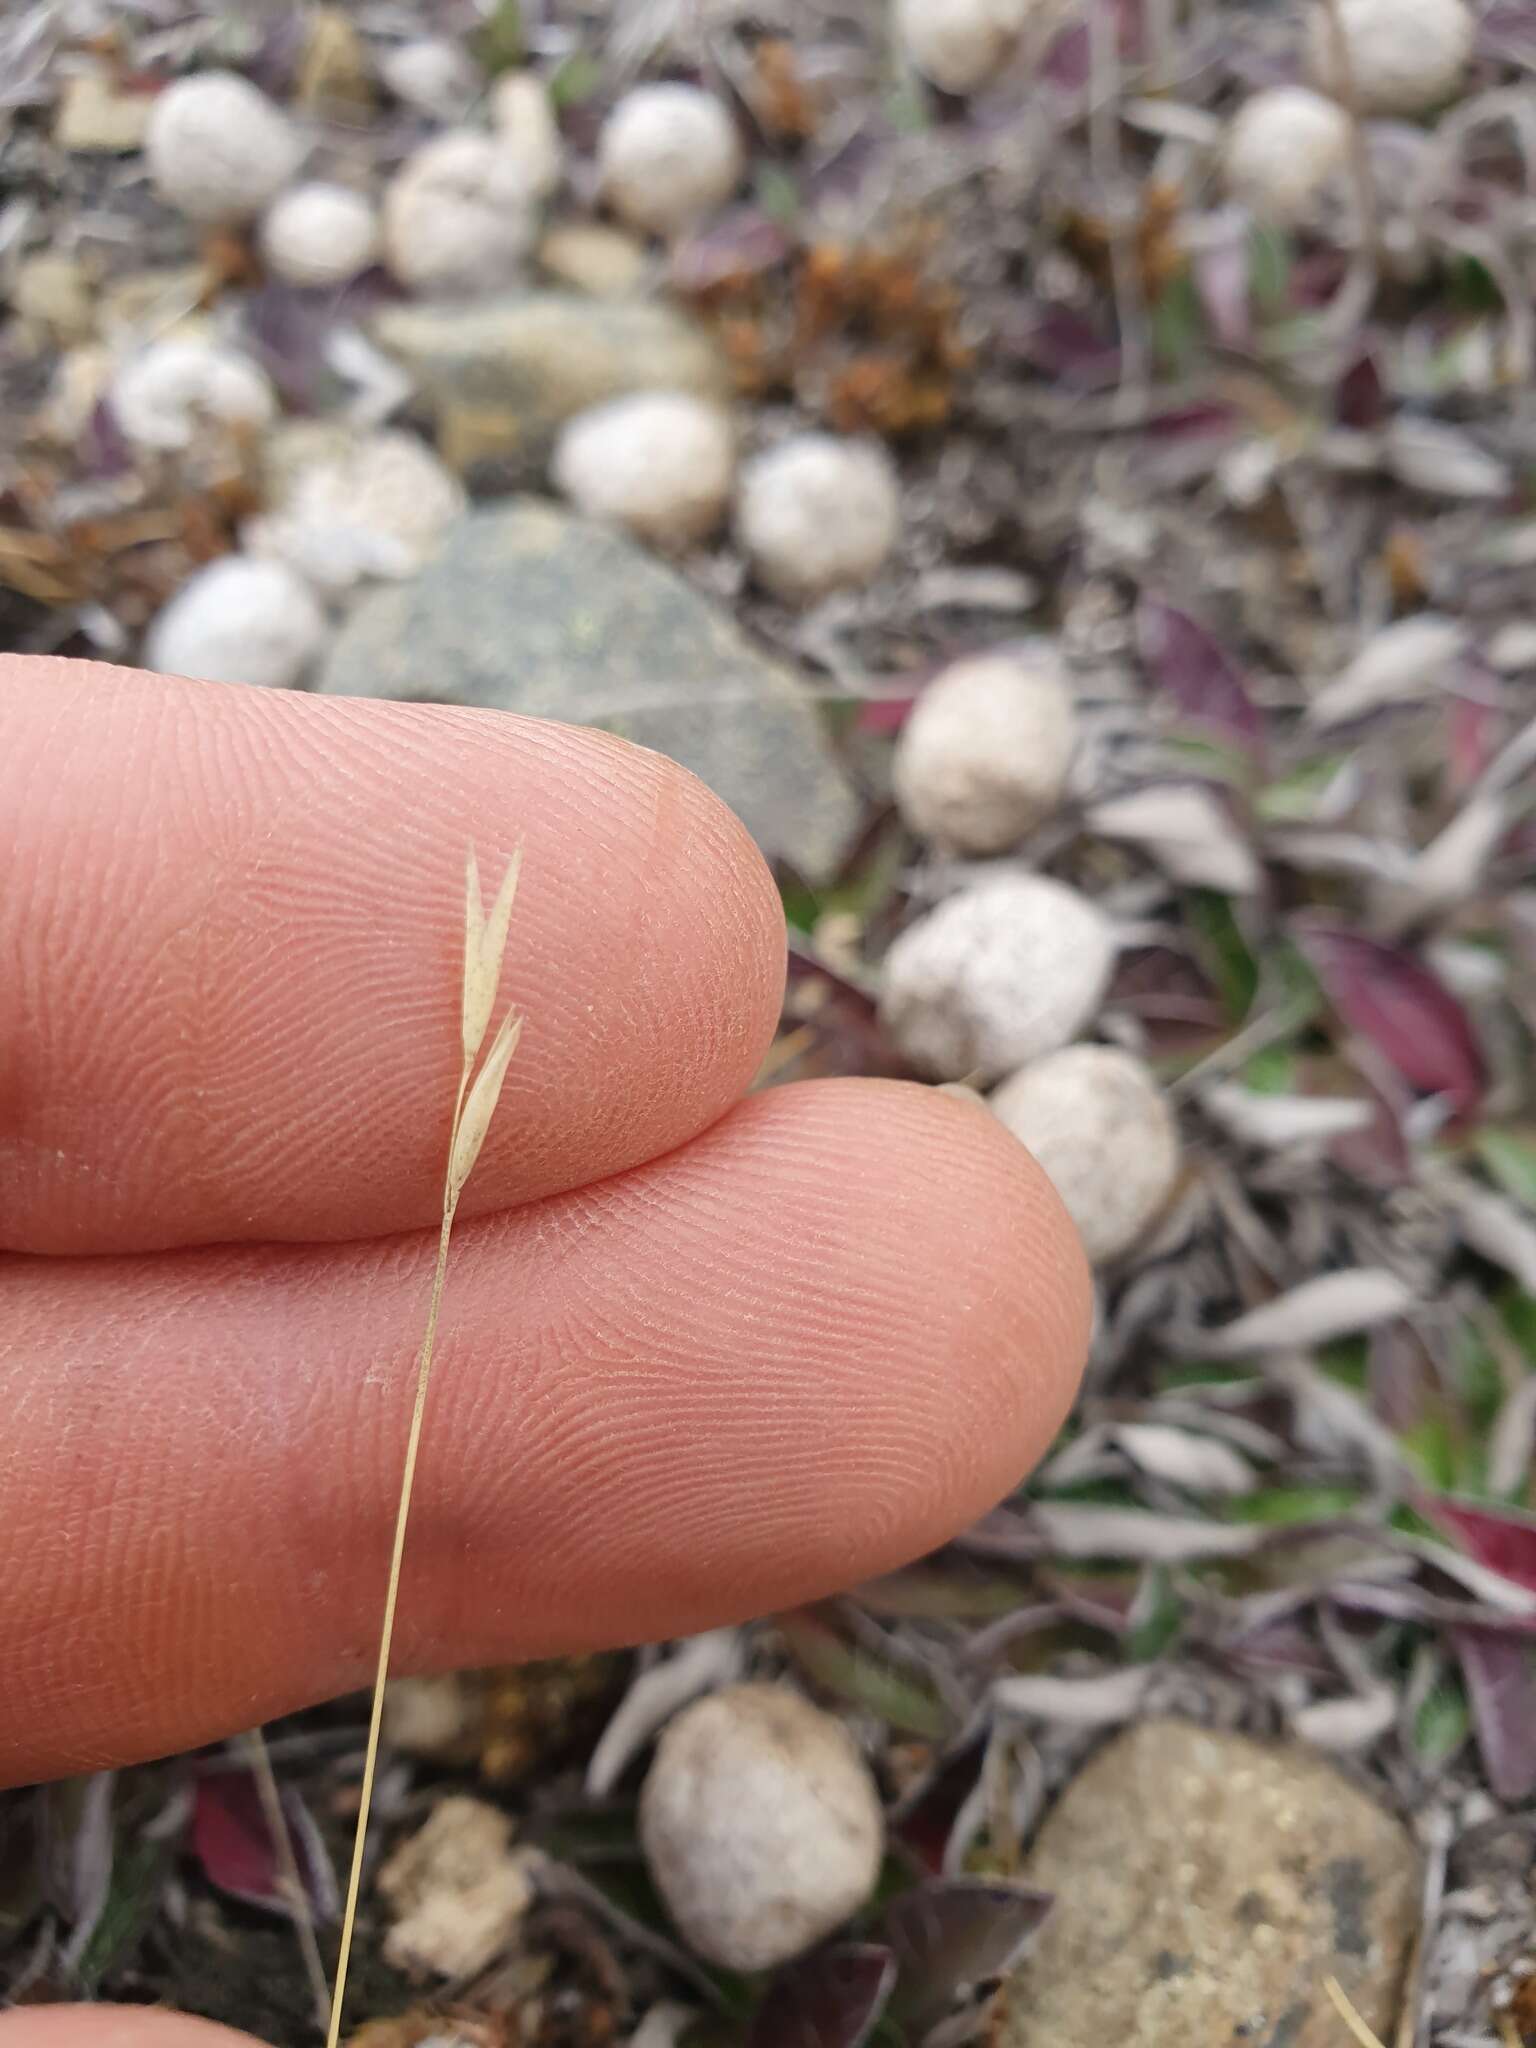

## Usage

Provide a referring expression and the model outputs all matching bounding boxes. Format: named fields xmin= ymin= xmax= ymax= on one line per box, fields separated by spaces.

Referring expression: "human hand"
xmin=0 ymin=657 xmax=1088 ymax=2040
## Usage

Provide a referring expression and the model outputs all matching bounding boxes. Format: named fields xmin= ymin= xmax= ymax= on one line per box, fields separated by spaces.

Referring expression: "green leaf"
xmin=1150 ymin=270 xmax=1205 ymax=377
xmin=548 ymin=48 xmax=602 ymax=107
xmin=1184 ymin=890 xmax=1258 ymax=1024
xmin=75 ymin=1837 xmax=168 ymax=1992
xmin=1257 ymin=752 xmax=1351 ymax=824
xmin=754 ymin=164 xmax=802 ymax=227
xmin=1400 ymin=1415 xmax=1458 ymax=1491
xmin=1226 ymin=1484 xmax=1364 ymax=1526
xmin=1413 ymin=1676 xmax=1471 ymax=1768
xmin=472 ymin=0 xmax=525 ymax=75
xmin=1475 ymin=1128 xmax=1536 ymax=1210
xmin=1125 ymin=1567 xmax=1184 ymax=1662
xmin=1248 ymin=223 xmax=1292 ymax=316
xmin=1317 ymin=1337 xmax=1369 ymax=1393
xmin=1501 ymin=1288 xmax=1536 ymax=1364
xmin=1242 ymin=1046 xmax=1296 ymax=1096
xmin=778 ymin=1610 xmax=948 ymax=1738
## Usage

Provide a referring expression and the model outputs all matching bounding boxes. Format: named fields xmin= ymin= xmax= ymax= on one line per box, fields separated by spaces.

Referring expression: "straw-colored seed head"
xmin=383 ymin=129 xmax=537 ymax=295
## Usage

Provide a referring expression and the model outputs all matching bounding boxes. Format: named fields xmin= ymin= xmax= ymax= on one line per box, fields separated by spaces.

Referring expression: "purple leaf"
xmin=748 ymin=1944 xmax=896 ymax=2048
xmin=1137 ymin=598 xmax=1267 ymax=759
xmin=882 ymin=1880 xmax=1053 ymax=2034
xmin=1001 ymin=304 xmax=1123 ymax=390
xmin=670 ymin=208 xmax=792 ymax=295
xmin=1453 ymin=1626 xmax=1536 ymax=1800
xmin=1428 ymin=1498 xmax=1536 ymax=1593
xmin=1336 ymin=345 xmax=1387 ymax=430
xmin=1295 ymin=922 xmax=1486 ymax=1118
xmin=191 ymin=1770 xmax=336 ymax=1921
xmin=891 ymin=1738 xmax=989 ymax=1875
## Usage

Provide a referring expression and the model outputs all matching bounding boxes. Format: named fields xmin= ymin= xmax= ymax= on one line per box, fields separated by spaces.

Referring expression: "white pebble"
xmin=260 ymin=181 xmax=379 ymax=288
xmin=893 ymin=643 xmax=1076 ymax=855
xmin=491 ymin=71 xmax=564 ymax=201
xmin=1307 ymin=0 xmax=1473 ymax=115
xmin=736 ymin=434 xmax=899 ymax=604
xmin=379 ymin=37 xmax=479 ymax=118
xmin=1223 ymin=87 xmax=1351 ymax=224
xmin=598 ymin=84 xmax=743 ymax=238
xmin=640 ymin=1685 xmax=883 ymax=1971
xmin=552 ymin=392 xmax=735 ymax=550
xmin=245 ymin=427 xmax=464 ymax=589
xmin=110 ymin=338 xmax=275 ymax=451
xmin=991 ymin=1045 xmax=1180 ymax=1262
xmin=145 ymin=556 xmax=327 ymax=691
xmin=145 ymin=71 xmax=302 ymax=223
xmin=880 ymin=873 xmax=1115 ymax=1082
xmin=383 ymin=129 xmax=537 ymax=296
xmin=895 ymin=0 xmax=1030 ymax=94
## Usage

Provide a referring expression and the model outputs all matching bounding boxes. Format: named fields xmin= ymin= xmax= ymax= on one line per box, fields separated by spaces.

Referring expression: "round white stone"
xmin=383 ymin=129 xmax=537 ymax=296
xmin=245 ymin=427 xmax=464 ymax=589
xmin=991 ymin=1044 xmax=1181 ymax=1262
xmin=260 ymin=182 xmax=380 ymax=288
xmin=1224 ymin=87 xmax=1351 ymax=224
xmin=491 ymin=72 xmax=564 ymax=201
xmin=146 ymin=71 xmax=302 ymax=223
xmin=735 ymin=433 xmax=899 ymax=604
xmin=1307 ymin=0 xmax=1473 ymax=115
xmin=893 ymin=644 xmax=1077 ymax=854
xmin=895 ymin=0 xmax=1030 ymax=94
xmin=552 ymin=392 xmax=735 ymax=549
xmin=598 ymin=84 xmax=744 ymax=238
xmin=110 ymin=339 xmax=275 ymax=451
xmin=880 ymin=873 xmax=1115 ymax=1082
xmin=640 ymin=1685 xmax=883 ymax=1971
xmin=145 ymin=556 xmax=327 ymax=690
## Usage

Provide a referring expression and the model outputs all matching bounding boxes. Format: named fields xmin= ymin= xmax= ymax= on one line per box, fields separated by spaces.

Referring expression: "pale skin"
xmin=0 ymin=657 xmax=1092 ymax=2046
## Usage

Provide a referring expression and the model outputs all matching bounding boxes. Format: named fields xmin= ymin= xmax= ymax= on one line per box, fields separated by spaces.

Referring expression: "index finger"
xmin=1 ymin=658 xmax=784 ymax=1254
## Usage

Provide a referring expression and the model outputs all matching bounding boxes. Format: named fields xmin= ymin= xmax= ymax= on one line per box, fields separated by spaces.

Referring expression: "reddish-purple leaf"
xmin=670 ymin=208 xmax=792 ymax=296
xmin=191 ymin=1770 xmax=336 ymax=1921
xmin=1295 ymin=921 xmax=1486 ymax=1117
xmin=1448 ymin=679 xmax=1505 ymax=791
xmin=1428 ymin=1498 xmax=1536 ymax=1593
xmin=855 ymin=691 xmax=919 ymax=737
xmin=1001 ymin=304 xmax=1123 ymax=390
xmin=882 ymin=1880 xmax=1053 ymax=2034
xmin=891 ymin=1738 xmax=989 ymax=1875
xmin=1453 ymin=1626 xmax=1536 ymax=1800
xmin=1336 ymin=344 xmax=1387 ymax=429
xmin=749 ymin=1944 xmax=896 ymax=2048
xmin=1137 ymin=598 xmax=1267 ymax=759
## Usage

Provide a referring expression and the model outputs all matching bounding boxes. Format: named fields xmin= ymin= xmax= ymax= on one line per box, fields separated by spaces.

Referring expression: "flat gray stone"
xmin=318 ymin=497 xmax=859 ymax=877
xmin=372 ymin=291 xmax=727 ymax=472
xmin=997 ymin=1718 xmax=1420 ymax=2048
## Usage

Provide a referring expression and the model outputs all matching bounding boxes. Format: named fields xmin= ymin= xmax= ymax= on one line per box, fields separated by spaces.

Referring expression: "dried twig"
xmin=242 ymin=1728 xmax=330 ymax=2033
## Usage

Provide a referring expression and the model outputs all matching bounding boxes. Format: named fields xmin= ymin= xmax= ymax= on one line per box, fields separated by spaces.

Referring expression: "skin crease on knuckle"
xmin=0 ymin=659 xmax=785 ymax=1255
xmin=1 ymin=1081 xmax=1089 ymax=1786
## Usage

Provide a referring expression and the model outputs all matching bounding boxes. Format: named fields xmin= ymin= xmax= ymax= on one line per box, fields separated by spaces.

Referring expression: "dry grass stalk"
xmin=241 ymin=1726 xmax=331 ymax=2029
xmin=1324 ymin=1975 xmax=1388 ymax=2048
xmin=325 ymin=846 xmax=525 ymax=2048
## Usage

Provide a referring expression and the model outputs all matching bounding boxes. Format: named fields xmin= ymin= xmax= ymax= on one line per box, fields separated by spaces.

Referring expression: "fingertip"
xmin=0 ymin=2011 xmax=259 ymax=2048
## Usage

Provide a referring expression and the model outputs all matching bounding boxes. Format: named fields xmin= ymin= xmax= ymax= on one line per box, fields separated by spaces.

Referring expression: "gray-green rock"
xmin=371 ymin=291 xmax=727 ymax=473
xmin=318 ymin=497 xmax=859 ymax=876
xmin=997 ymin=1719 xmax=1419 ymax=2048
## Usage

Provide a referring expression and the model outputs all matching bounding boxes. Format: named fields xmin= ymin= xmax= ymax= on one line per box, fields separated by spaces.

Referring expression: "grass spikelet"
xmin=325 ymin=846 xmax=524 ymax=2048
